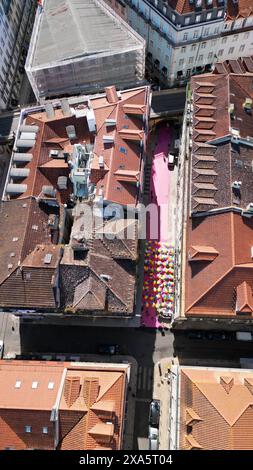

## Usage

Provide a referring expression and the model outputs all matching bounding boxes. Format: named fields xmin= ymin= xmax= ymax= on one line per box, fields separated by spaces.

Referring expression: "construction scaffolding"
xmin=25 ymin=0 xmax=145 ymax=101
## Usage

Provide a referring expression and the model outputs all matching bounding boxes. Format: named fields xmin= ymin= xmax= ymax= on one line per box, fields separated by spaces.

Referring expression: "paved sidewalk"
xmin=153 ymin=357 xmax=174 ymax=450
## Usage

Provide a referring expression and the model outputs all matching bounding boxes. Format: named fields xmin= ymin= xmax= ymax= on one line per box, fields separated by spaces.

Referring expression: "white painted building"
xmin=0 ymin=0 xmax=37 ymax=110
xmin=107 ymin=0 xmax=253 ymax=87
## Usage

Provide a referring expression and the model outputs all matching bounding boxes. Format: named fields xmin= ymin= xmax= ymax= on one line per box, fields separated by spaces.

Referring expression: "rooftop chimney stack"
xmin=105 ymin=86 xmax=118 ymax=104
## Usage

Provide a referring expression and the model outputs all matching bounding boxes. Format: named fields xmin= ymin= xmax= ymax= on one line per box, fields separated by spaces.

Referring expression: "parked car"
xmin=187 ymin=330 xmax=204 ymax=340
xmin=97 ymin=344 xmax=120 ymax=355
xmin=148 ymin=426 xmax=158 ymax=440
xmin=149 ymin=400 xmax=160 ymax=428
xmin=0 ymin=340 xmax=4 ymax=359
xmin=205 ymin=331 xmax=228 ymax=341
xmin=236 ymin=332 xmax=253 ymax=342
xmin=168 ymin=153 xmax=175 ymax=168
xmin=148 ymin=426 xmax=159 ymax=450
xmin=149 ymin=436 xmax=158 ymax=450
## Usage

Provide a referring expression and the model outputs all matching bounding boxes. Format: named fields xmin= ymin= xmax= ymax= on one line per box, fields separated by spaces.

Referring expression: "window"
xmin=25 ymin=426 xmax=32 ymax=433
xmin=163 ymin=6 xmax=167 ymax=14
xmin=233 ymin=35 xmax=238 ymax=42
xmin=172 ymin=14 xmax=176 ymax=23
xmin=229 ymin=47 xmax=234 ymax=54
xmin=196 ymin=15 xmax=201 ymax=23
xmin=189 ymin=57 xmax=194 ymax=64
xmin=244 ymin=32 xmax=249 ymax=39
xmin=218 ymin=49 xmax=224 ymax=57
xmin=42 ymin=427 xmax=48 ymax=434
xmin=183 ymin=33 xmax=188 ymax=41
xmin=48 ymin=382 xmax=54 ymax=390
xmin=181 ymin=47 xmax=186 ymax=53
xmin=211 ymin=39 xmax=217 ymax=46
xmin=222 ymin=37 xmax=227 ymax=44
xmin=185 ymin=17 xmax=190 ymax=25
xmin=217 ymin=10 xmax=223 ymax=18
xmin=206 ymin=13 xmax=212 ymax=21
xmin=150 ymin=40 xmax=154 ymax=48
xmin=240 ymin=44 xmax=245 ymax=53
xmin=198 ymin=54 xmax=203 ymax=62
xmin=201 ymin=42 xmax=206 ymax=49
xmin=208 ymin=52 xmax=213 ymax=59
xmin=214 ymin=27 xmax=219 ymax=34
xmin=203 ymin=28 xmax=209 ymax=36
xmin=191 ymin=44 xmax=197 ymax=51
xmin=196 ymin=0 xmax=201 ymax=6
xmin=119 ymin=146 xmax=127 ymax=154
xmin=193 ymin=31 xmax=198 ymax=39
xmin=179 ymin=59 xmax=184 ymax=66
xmin=32 ymin=381 xmax=38 ymax=389
xmin=15 ymin=381 xmax=21 ymax=389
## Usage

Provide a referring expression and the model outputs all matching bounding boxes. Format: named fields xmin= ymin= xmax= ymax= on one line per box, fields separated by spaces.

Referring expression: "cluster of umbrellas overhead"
xmin=143 ymin=240 xmax=175 ymax=317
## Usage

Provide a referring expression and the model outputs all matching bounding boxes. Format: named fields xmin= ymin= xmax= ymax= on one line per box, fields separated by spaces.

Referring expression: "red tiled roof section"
xmin=0 ymin=360 xmax=127 ymax=450
xmin=59 ymin=368 xmax=126 ymax=450
xmin=227 ymin=0 xmax=253 ymax=20
xmin=11 ymin=112 xmax=91 ymax=204
xmin=91 ymin=86 xmax=149 ymax=206
xmin=180 ymin=367 xmax=253 ymax=450
xmin=185 ymin=212 xmax=253 ymax=318
xmin=0 ymin=199 xmax=60 ymax=308
xmin=167 ymin=1 xmax=220 ymax=14
xmin=0 ymin=410 xmax=55 ymax=450
xmin=190 ymin=69 xmax=253 ymax=214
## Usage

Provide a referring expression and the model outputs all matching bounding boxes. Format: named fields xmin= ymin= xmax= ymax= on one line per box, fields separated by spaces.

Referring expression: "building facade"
xmin=0 ymin=0 xmax=37 ymax=110
xmin=25 ymin=0 xmax=145 ymax=102
xmin=107 ymin=0 xmax=253 ymax=87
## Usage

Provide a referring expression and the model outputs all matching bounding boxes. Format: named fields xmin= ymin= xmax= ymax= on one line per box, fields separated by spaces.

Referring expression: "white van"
xmin=168 ymin=154 xmax=175 ymax=167
xmin=236 ymin=332 xmax=253 ymax=341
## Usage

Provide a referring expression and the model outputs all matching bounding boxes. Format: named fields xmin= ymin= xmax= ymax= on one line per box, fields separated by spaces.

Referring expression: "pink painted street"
xmin=141 ymin=125 xmax=176 ymax=328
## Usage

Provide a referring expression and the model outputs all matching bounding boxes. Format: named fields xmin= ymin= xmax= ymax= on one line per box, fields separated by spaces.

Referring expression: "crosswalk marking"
xmin=137 ymin=366 xmax=154 ymax=392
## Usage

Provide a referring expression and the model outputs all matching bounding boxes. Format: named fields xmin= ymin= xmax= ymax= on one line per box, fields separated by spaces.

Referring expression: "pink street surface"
xmin=141 ymin=125 xmax=174 ymax=328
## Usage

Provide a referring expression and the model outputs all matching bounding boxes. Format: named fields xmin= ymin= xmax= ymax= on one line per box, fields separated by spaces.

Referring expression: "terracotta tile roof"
xmin=0 ymin=86 xmax=149 ymax=313
xmin=227 ymin=0 xmax=253 ymax=20
xmin=58 ymin=203 xmax=137 ymax=316
xmin=0 ymin=199 xmax=60 ymax=309
xmin=60 ymin=251 xmax=136 ymax=316
xmin=190 ymin=68 xmax=253 ymax=214
xmin=91 ymin=86 xmax=150 ymax=206
xmin=166 ymin=1 xmax=220 ymax=14
xmin=59 ymin=367 xmax=126 ymax=450
xmin=180 ymin=367 xmax=253 ymax=450
xmin=185 ymin=212 xmax=253 ymax=318
xmin=0 ymin=360 xmax=127 ymax=450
